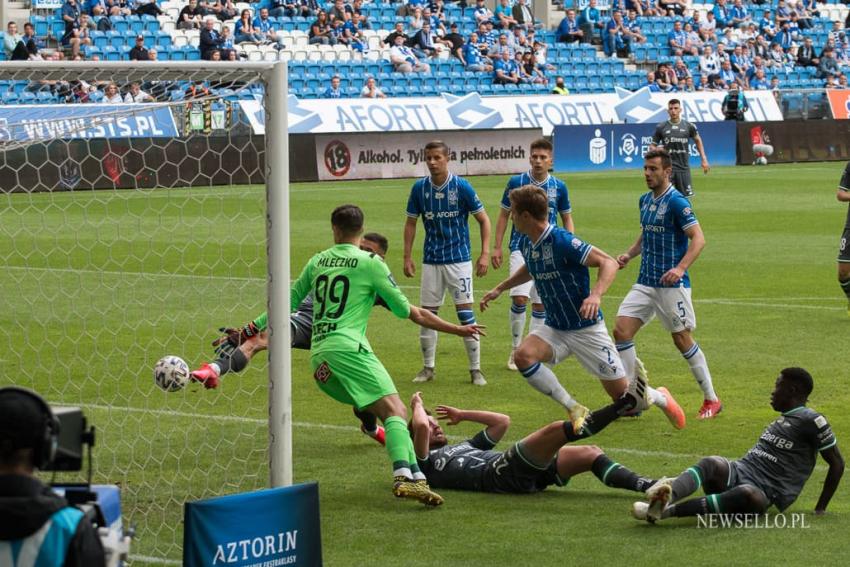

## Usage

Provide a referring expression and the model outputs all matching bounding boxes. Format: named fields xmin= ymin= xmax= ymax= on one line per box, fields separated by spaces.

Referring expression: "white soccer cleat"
xmin=645 ymin=477 xmax=674 ymax=523
xmin=568 ymin=403 xmax=590 ymax=435
xmin=470 ymin=369 xmax=487 ymax=386
xmin=631 ymin=501 xmax=649 ymax=521
xmin=507 ymin=350 xmax=518 ymax=371
xmin=412 ymin=367 xmax=435 ymax=383
xmin=627 ymin=358 xmax=651 ymax=412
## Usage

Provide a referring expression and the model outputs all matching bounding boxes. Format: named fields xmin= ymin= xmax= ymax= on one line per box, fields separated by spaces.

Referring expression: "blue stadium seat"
xmin=127 ymin=15 xmax=144 ymax=34
xmin=18 ymin=91 xmax=36 ymax=104
xmin=1 ymin=91 xmax=19 ymax=104
xmin=142 ymin=14 xmax=160 ymax=32
xmin=106 ymin=30 xmax=124 ymax=48
xmin=111 ymin=15 xmax=128 ymax=33
xmin=32 ymin=16 xmax=49 ymax=37
xmin=156 ymin=31 xmax=172 ymax=48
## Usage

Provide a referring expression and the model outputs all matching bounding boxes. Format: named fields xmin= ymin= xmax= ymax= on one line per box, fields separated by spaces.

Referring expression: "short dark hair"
xmin=362 ymin=232 xmax=388 ymax=254
xmin=530 ymin=138 xmax=553 ymax=153
xmin=668 ymin=98 xmax=681 ymax=107
xmin=509 ymin=185 xmax=549 ymax=221
xmin=331 ymin=204 xmax=364 ymax=236
xmin=780 ymin=367 xmax=814 ymax=399
xmin=644 ymin=148 xmax=672 ymax=169
xmin=424 ymin=140 xmax=450 ymax=156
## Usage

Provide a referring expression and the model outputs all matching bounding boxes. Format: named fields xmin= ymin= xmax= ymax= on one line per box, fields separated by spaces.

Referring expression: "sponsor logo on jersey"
xmin=683 ymin=207 xmax=692 ymax=216
xmin=434 ymin=192 xmax=445 ymax=199
xmin=656 ymin=203 xmax=668 ymax=216
xmin=542 ymin=243 xmax=553 ymax=263
xmin=571 ymin=238 xmax=584 ymax=249
xmin=815 ymin=416 xmax=828 ymax=429
xmin=448 ymin=188 xmax=458 ymax=206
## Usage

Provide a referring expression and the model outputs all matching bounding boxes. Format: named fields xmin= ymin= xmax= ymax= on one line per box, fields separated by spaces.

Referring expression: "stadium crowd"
xmin=2 ymin=0 xmax=850 ymax=101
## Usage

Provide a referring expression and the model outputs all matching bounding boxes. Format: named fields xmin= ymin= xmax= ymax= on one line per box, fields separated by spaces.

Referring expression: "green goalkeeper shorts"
xmin=310 ymin=348 xmax=397 ymax=410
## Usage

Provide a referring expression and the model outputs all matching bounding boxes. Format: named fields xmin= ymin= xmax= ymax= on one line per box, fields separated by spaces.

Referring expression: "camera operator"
xmin=0 ymin=387 xmax=105 ymax=567
xmin=722 ymin=86 xmax=749 ymax=121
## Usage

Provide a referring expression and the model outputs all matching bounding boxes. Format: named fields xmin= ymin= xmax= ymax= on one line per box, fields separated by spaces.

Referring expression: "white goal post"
xmin=0 ymin=61 xmax=290 ymax=560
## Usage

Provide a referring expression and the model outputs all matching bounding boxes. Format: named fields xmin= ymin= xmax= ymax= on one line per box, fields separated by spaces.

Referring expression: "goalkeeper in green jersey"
xmin=191 ymin=233 xmax=391 ymax=445
xmin=296 ymin=204 xmax=485 ymax=506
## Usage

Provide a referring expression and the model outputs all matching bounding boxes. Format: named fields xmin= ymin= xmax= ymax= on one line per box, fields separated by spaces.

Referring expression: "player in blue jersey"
xmin=492 ymin=139 xmax=574 ymax=371
xmin=403 ymin=141 xmax=492 ymax=386
xmin=613 ymin=149 xmax=722 ymax=422
xmin=481 ymin=185 xmax=685 ymax=434
xmin=632 ymin=367 xmax=844 ymax=523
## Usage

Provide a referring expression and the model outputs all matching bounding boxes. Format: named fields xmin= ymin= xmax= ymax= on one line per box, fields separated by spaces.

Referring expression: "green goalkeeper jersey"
xmin=290 ymin=243 xmax=410 ymax=354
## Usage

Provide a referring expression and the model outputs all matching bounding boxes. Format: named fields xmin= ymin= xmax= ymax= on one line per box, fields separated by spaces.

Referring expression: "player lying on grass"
xmin=480 ymin=185 xmax=686 ymax=434
xmin=408 ymin=368 xmax=656 ymax=495
xmin=290 ymin=204 xmax=486 ymax=506
xmin=191 ymin=232 xmax=391 ymax=445
xmin=632 ymin=367 xmax=844 ymax=523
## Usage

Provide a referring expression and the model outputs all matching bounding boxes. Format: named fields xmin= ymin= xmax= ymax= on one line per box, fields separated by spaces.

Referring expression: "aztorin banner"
xmin=183 ymin=483 xmax=322 ymax=567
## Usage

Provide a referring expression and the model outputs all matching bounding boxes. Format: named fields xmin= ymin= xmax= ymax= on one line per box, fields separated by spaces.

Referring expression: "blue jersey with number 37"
xmin=637 ymin=186 xmax=698 ymax=288
xmin=406 ymin=174 xmax=485 ymax=264
xmin=520 ymin=224 xmax=599 ymax=331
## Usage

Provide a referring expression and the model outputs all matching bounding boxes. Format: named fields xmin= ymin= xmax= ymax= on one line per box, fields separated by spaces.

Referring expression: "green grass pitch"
xmin=1 ymin=163 xmax=848 ymax=565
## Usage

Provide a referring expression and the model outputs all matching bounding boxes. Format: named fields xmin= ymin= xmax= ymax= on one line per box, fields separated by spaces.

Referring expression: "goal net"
xmin=0 ymin=61 xmax=290 ymax=563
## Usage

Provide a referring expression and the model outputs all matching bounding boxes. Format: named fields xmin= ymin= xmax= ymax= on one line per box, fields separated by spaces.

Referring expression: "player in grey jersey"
xmin=190 ymin=233 xmax=391 ymax=443
xmin=650 ymin=99 xmax=710 ymax=197
xmin=632 ymin=367 xmax=844 ymax=523
xmin=835 ymin=162 xmax=850 ymax=317
xmin=409 ymin=373 xmax=656 ymax=495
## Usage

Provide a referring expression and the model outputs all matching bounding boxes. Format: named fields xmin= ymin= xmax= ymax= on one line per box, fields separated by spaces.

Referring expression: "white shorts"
xmin=530 ymin=321 xmax=626 ymax=381
xmin=617 ymin=284 xmax=696 ymax=333
xmin=508 ymin=250 xmax=540 ymax=303
xmin=420 ymin=262 xmax=474 ymax=307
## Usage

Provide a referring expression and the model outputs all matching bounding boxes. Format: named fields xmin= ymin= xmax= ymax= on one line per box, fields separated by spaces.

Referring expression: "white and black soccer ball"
xmin=754 ymin=156 xmax=768 ymax=166
xmin=154 ymin=356 xmax=190 ymax=392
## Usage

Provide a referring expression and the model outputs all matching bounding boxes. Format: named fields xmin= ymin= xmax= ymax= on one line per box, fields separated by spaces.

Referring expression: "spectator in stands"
xmin=758 ymin=10 xmax=776 ymax=41
xmin=730 ymin=0 xmax=751 ymax=28
xmin=557 ymin=9 xmax=583 ymax=43
xmin=767 ymin=42 xmax=787 ymax=69
xmin=680 ymin=76 xmax=696 ymax=92
xmin=411 ymin=21 xmax=440 ymax=58
xmin=667 ymin=20 xmax=689 ymax=56
xmin=269 ymin=0 xmax=290 ymax=18
xmin=480 ymin=20 xmax=498 ymax=54
xmin=749 ymin=68 xmax=770 ymax=89
xmin=746 ymin=55 xmax=766 ymax=84
xmin=512 ymin=0 xmax=535 ymax=33
xmin=604 ymin=10 xmax=629 ymax=58
xmin=408 ymin=7 xmax=425 ymax=33
xmin=683 ymin=22 xmax=702 ymax=53
xmin=818 ymin=48 xmax=841 ymax=79
xmin=658 ymin=0 xmax=685 ymax=17
xmin=129 ymin=34 xmax=149 ymax=60
xmin=254 ymin=8 xmax=284 ymax=48
xmin=552 ymin=75 xmax=569 ymax=95
xmin=624 ymin=9 xmax=646 ymax=45
xmin=838 ymin=75 xmax=849 ymax=89
xmin=440 ymin=22 xmax=466 ymax=62
xmin=463 ymin=32 xmax=493 ymax=71
xmin=719 ymin=59 xmax=738 ymax=86
xmin=716 ymin=40 xmax=730 ymax=62
xmin=86 ymin=0 xmax=105 ymax=17
xmin=134 ymin=0 xmax=163 ymax=17
xmin=776 ymin=0 xmax=791 ymax=25
xmin=423 ymin=8 xmax=444 ymax=36
xmin=179 ymin=0 xmax=203 ymax=30
xmin=63 ymin=12 xmax=92 ymax=59
xmin=520 ymin=51 xmax=546 ymax=84
xmin=532 ymin=39 xmax=556 ymax=71
xmin=796 ymin=0 xmax=814 ymax=29
xmin=396 ymin=0 xmax=426 ymax=19
xmin=148 ymin=48 xmax=159 ymax=60
xmin=712 ymin=0 xmax=730 ymax=30
xmin=200 ymin=18 xmax=225 ymax=59
xmin=104 ymin=0 xmax=131 ymax=17
xmin=770 ymin=76 xmax=781 ymax=92
xmin=673 ymin=57 xmax=692 ymax=83
xmin=211 ymin=0 xmax=238 ymax=21
xmin=699 ymin=45 xmax=721 ymax=76
xmin=489 ymin=32 xmax=514 ymax=60
xmin=383 ymin=21 xmax=408 ymax=46
xmin=219 ymin=25 xmax=236 ymax=58
xmin=124 ymin=81 xmax=154 ymax=103
xmin=474 ymin=0 xmax=494 ymax=27
xmin=4 ymin=22 xmax=28 ymax=61
xmin=657 ymin=61 xmax=678 ymax=90
xmin=361 ymin=76 xmax=386 ymax=98
xmin=21 ymin=22 xmax=41 ymax=59
xmin=61 ymin=0 xmax=81 ymax=42
xmin=777 ymin=22 xmax=795 ymax=50
xmin=330 ymin=0 xmax=350 ymax=23
xmin=751 ymin=34 xmax=770 ymax=59
xmin=579 ymin=0 xmax=604 ymax=44
xmin=493 ymin=49 xmax=519 ymax=84
xmin=235 ymin=9 xmax=263 ymax=44
xmin=102 ymin=82 xmax=123 ymax=103
xmin=352 ymin=0 xmax=370 ymax=30
xmin=699 ymin=10 xmax=718 ymax=44
xmin=494 ymin=0 xmax=517 ymax=30
xmin=309 ymin=11 xmax=336 ymax=45
xmin=322 ymin=75 xmax=343 ymax=98
xmin=644 ymin=71 xmax=661 ymax=91
xmin=429 ymin=0 xmax=447 ymax=22
xmin=390 ymin=34 xmax=430 ymax=72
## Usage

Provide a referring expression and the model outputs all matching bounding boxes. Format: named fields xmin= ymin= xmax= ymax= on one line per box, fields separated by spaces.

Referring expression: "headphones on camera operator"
xmin=0 ymin=386 xmax=60 ymax=470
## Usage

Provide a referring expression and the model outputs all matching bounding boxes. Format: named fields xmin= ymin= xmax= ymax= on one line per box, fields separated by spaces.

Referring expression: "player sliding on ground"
xmin=290 ymin=204 xmax=485 ymax=507
xmin=613 ymin=149 xmax=722 ymax=420
xmin=480 ymin=185 xmax=685 ymax=434
xmin=191 ymin=232 xmax=392 ymax=445
xmin=632 ymin=367 xmax=843 ymax=523
xmin=409 ymin=371 xmax=656 ymax=495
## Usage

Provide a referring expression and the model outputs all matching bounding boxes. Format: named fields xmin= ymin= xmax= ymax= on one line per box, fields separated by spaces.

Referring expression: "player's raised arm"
xmin=480 ymin=264 xmax=533 ymax=311
xmin=580 ymin=247 xmax=619 ymax=320
xmin=815 ymin=445 xmax=844 ymax=515
xmin=434 ymin=404 xmax=510 ymax=444
xmin=660 ymin=223 xmax=705 ymax=286
xmin=473 ymin=209 xmax=491 ymax=277
xmin=408 ymin=305 xmax=486 ymax=339
xmin=403 ymin=216 xmax=418 ymax=278
xmin=410 ymin=391 xmax=432 ymax=460
xmin=491 ymin=207 xmax=511 ymax=269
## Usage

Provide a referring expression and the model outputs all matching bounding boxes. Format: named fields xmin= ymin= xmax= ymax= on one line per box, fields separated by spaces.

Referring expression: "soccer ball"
xmin=754 ymin=156 xmax=768 ymax=166
xmin=154 ymin=356 xmax=190 ymax=392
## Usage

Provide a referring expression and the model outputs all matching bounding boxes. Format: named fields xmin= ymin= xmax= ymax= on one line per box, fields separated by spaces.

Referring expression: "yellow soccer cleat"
xmin=393 ymin=477 xmax=444 ymax=507
xmin=568 ymin=403 xmax=591 ymax=436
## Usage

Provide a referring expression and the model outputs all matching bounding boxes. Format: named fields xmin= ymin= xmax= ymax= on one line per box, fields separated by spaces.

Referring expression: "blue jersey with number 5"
xmin=637 ymin=186 xmax=698 ymax=288
xmin=520 ymin=224 xmax=599 ymax=331
xmin=406 ymin=174 xmax=485 ymax=264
